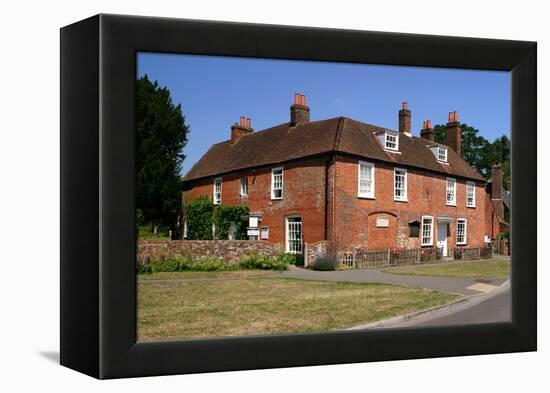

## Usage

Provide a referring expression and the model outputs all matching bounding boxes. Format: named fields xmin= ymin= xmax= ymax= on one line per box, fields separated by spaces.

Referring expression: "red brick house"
xmin=182 ymin=94 xmax=490 ymax=257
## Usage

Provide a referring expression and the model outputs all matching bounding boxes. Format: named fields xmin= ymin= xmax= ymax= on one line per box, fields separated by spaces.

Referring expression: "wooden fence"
xmin=335 ymin=246 xmax=492 ymax=269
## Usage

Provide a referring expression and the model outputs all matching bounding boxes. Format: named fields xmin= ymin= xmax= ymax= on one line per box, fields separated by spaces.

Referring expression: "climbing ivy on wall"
xmin=184 ymin=197 xmax=249 ymax=240
xmin=214 ymin=205 xmax=249 ymax=240
xmin=185 ymin=197 xmax=215 ymax=240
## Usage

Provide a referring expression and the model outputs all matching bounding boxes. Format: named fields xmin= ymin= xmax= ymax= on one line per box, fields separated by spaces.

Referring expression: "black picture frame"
xmin=60 ymin=14 xmax=536 ymax=379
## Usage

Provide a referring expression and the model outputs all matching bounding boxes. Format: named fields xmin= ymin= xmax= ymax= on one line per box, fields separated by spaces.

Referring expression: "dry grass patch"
xmin=381 ymin=259 xmax=510 ymax=279
xmin=138 ymin=271 xmax=457 ymax=341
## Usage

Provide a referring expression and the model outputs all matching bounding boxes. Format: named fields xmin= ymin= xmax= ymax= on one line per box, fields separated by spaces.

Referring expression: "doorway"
xmin=286 ymin=216 xmax=302 ymax=254
xmin=437 ymin=222 xmax=448 ymax=257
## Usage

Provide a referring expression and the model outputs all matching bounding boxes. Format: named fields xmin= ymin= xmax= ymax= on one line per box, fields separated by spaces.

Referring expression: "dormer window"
xmin=429 ymin=145 xmax=448 ymax=163
xmin=438 ymin=147 xmax=448 ymax=162
xmin=375 ymin=130 xmax=400 ymax=152
xmin=385 ymin=133 xmax=399 ymax=150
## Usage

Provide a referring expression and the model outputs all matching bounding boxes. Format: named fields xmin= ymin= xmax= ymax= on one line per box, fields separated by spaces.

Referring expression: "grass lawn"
xmin=381 ymin=259 xmax=510 ymax=279
xmin=137 ymin=270 xmax=457 ymax=341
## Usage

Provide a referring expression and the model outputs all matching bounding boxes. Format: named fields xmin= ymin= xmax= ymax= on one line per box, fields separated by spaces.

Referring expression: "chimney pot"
xmin=403 ymin=101 xmax=408 ymax=110
xmin=231 ymin=116 xmax=253 ymax=144
xmin=420 ymin=119 xmax=434 ymax=141
xmin=290 ymin=92 xmax=310 ymax=125
xmin=445 ymin=111 xmax=462 ymax=155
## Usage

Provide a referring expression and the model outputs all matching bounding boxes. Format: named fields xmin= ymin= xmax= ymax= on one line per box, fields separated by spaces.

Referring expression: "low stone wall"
xmin=304 ymin=241 xmax=334 ymax=268
xmin=137 ymin=240 xmax=283 ymax=264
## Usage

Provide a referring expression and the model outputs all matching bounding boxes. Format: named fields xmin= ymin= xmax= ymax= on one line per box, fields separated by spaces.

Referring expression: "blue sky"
xmin=137 ymin=53 xmax=510 ymax=176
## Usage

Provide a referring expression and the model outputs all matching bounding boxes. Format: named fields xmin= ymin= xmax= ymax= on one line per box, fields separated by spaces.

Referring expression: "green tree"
xmin=136 ymin=75 xmax=189 ymax=232
xmin=433 ymin=123 xmax=509 ymax=187
xmin=489 ymin=135 xmax=511 ymax=189
xmin=185 ymin=197 xmax=215 ymax=240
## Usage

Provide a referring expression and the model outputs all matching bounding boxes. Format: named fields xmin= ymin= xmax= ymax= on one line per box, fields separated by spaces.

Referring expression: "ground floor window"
xmin=457 ymin=218 xmax=467 ymax=245
xmin=286 ymin=216 xmax=302 ymax=254
xmin=421 ymin=216 xmax=434 ymax=246
xmin=260 ymin=227 xmax=269 ymax=240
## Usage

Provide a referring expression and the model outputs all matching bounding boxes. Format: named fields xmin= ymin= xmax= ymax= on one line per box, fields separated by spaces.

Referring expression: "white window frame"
xmin=446 ymin=177 xmax=457 ymax=206
xmin=260 ymin=227 xmax=269 ymax=240
xmin=213 ymin=177 xmax=222 ymax=205
xmin=394 ymin=168 xmax=408 ymax=202
xmin=240 ymin=177 xmax=248 ymax=197
xmin=421 ymin=216 xmax=434 ymax=246
xmin=438 ymin=147 xmax=448 ymax=162
xmin=456 ymin=218 xmax=467 ymax=245
xmin=271 ymin=167 xmax=283 ymax=200
xmin=466 ymin=181 xmax=476 ymax=207
xmin=385 ymin=132 xmax=399 ymax=151
xmin=285 ymin=216 xmax=302 ymax=254
xmin=358 ymin=161 xmax=375 ymax=199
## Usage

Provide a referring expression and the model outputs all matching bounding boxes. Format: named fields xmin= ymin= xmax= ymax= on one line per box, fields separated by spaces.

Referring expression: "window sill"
xmin=271 ymin=197 xmax=283 ymax=201
xmin=384 ymin=149 xmax=402 ymax=154
xmin=394 ymin=198 xmax=408 ymax=203
xmin=358 ymin=195 xmax=375 ymax=200
xmin=456 ymin=243 xmax=467 ymax=246
xmin=446 ymin=203 xmax=457 ymax=207
xmin=467 ymin=205 xmax=476 ymax=208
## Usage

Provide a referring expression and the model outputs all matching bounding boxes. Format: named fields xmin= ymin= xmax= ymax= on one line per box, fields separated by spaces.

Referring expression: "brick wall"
xmin=137 ymin=240 xmax=282 ymax=264
xmin=183 ymin=153 xmax=488 ymax=254
xmin=183 ymin=156 xmax=329 ymax=248
xmin=332 ymin=155 xmax=487 ymax=251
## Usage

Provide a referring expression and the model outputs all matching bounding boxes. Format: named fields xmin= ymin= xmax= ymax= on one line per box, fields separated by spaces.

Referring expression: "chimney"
xmin=491 ymin=163 xmax=503 ymax=200
xmin=445 ymin=111 xmax=462 ymax=155
xmin=230 ymin=116 xmax=253 ymax=144
xmin=290 ymin=93 xmax=310 ymax=126
xmin=398 ymin=101 xmax=411 ymax=133
xmin=420 ymin=119 xmax=434 ymax=141
xmin=491 ymin=163 xmax=504 ymax=219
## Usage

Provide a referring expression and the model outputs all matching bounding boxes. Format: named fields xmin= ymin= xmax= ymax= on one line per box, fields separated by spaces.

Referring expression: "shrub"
xmin=136 ymin=255 xmax=235 ymax=273
xmin=239 ymin=254 xmax=289 ymax=271
xmin=214 ymin=205 xmax=249 ymax=240
xmin=312 ymin=255 xmax=337 ymax=271
xmin=188 ymin=257 xmax=236 ymax=272
xmin=137 ymin=224 xmax=170 ymax=240
xmin=275 ymin=253 xmax=298 ymax=265
xmin=185 ymin=197 xmax=215 ymax=240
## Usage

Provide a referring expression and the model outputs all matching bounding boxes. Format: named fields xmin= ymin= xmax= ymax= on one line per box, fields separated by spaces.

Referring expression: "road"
xmin=412 ymin=287 xmax=511 ymax=327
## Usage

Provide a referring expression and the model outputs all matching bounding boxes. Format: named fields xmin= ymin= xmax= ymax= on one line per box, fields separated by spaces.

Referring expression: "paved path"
xmin=282 ymin=266 xmax=507 ymax=296
xmin=411 ymin=287 xmax=511 ymax=327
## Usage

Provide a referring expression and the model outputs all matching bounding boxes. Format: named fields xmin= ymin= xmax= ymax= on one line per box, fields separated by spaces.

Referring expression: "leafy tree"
xmin=433 ymin=123 xmax=509 ymax=188
xmin=490 ymin=135 xmax=511 ymax=189
xmin=185 ymin=197 xmax=215 ymax=240
xmin=136 ymin=75 xmax=189 ymax=232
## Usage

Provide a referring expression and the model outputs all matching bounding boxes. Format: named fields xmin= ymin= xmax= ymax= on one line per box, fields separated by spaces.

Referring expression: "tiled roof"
xmin=182 ymin=116 xmax=485 ymax=183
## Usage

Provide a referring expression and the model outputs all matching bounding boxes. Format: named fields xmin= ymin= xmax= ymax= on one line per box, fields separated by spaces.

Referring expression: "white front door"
xmin=437 ymin=222 xmax=448 ymax=257
xmin=286 ymin=216 xmax=302 ymax=254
